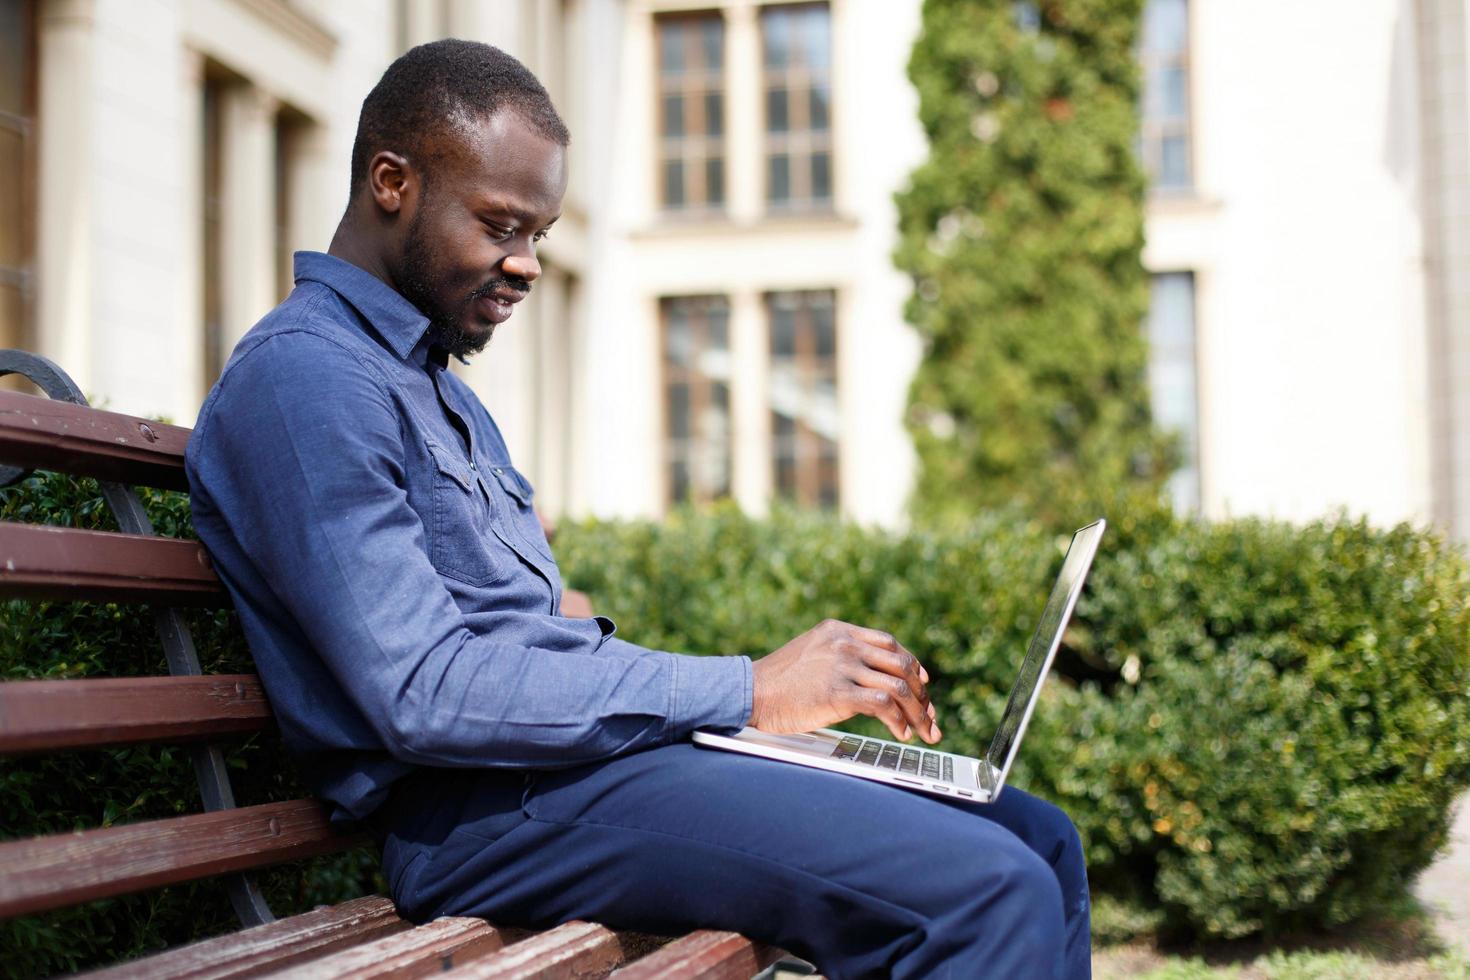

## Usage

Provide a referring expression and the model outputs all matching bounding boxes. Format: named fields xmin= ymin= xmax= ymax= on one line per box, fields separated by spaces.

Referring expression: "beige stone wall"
xmin=19 ymin=0 xmax=1470 ymax=538
xmin=1143 ymin=0 xmax=1459 ymax=534
xmin=1418 ymin=0 xmax=1470 ymax=540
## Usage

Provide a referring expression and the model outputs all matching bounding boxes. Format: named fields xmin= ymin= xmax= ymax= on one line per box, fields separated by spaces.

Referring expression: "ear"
xmin=367 ymin=151 xmax=416 ymax=215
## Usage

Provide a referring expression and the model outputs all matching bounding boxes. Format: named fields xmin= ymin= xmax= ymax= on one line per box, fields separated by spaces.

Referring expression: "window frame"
xmin=661 ymin=294 xmax=735 ymax=507
xmin=766 ymin=288 xmax=841 ymax=509
xmin=1146 ymin=270 xmax=1202 ymax=511
xmin=0 ymin=0 xmax=38 ymax=354
xmin=759 ymin=2 xmax=834 ymax=214
xmin=654 ymin=10 xmax=728 ymax=217
xmin=1139 ymin=0 xmax=1194 ymax=193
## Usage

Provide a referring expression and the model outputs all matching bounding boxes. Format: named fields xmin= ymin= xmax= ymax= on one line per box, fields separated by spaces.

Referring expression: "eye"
xmin=483 ymin=222 xmax=514 ymax=242
xmin=533 ymin=228 xmax=551 ymax=244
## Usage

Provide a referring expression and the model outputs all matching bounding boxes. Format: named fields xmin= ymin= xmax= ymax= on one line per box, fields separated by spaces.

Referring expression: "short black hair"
xmin=349 ymin=39 xmax=569 ymax=194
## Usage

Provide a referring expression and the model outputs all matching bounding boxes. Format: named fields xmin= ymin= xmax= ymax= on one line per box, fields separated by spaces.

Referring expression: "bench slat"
xmin=0 ymin=799 xmax=361 ymax=919
xmin=0 ymin=675 xmax=272 ymax=754
xmin=0 ymin=522 xmax=226 ymax=605
xmin=438 ymin=921 xmax=625 ymax=979
xmin=0 ymin=390 xmax=190 ymax=490
xmin=268 ymin=916 xmax=505 ymax=980
xmin=609 ymin=932 xmax=781 ymax=980
xmin=83 ymin=896 xmax=408 ymax=980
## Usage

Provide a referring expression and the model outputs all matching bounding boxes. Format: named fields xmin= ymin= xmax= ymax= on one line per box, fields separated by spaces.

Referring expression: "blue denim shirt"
xmin=186 ymin=251 xmax=753 ymax=822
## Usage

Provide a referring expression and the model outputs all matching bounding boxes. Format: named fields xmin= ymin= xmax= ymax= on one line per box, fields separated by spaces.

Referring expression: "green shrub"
xmin=6 ymin=474 xmax=1468 ymax=959
xmin=556 ymin=503 xmax=1470 ymax=939
xmin=0 ymin=472 xmax=380 ymax=979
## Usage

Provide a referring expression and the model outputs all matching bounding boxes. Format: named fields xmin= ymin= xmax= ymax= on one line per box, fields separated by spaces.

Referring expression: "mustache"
xmin=469 ymin=276 xmax=533 ymax=301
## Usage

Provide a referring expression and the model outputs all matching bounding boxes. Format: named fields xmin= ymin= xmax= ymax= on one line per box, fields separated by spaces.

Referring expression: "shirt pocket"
xmin=487 ymin=464 xmax=555 ymax=561
xmin=426 ymin=440 xmax=505 ymax=587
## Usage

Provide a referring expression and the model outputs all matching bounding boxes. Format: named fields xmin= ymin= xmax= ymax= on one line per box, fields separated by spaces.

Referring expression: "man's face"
xmin=396 ymin=111 xmax=568 ymax=359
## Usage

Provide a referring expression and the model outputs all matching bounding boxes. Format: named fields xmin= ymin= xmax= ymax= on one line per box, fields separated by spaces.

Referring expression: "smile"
xmin=476 ymin=289 xmax=526 ymax=324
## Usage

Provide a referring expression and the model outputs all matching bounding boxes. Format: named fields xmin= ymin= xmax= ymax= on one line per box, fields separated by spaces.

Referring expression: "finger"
xmin=860 ymin=646 xmax=932 ymax=710
xmin=890 ymin=637 xmax=931 ymax=685
xmin=857 ymin=669 xmax=938 ymax=744
xmin=848 ymin=625 xmax=899 ymax=651
xmin=858 ymin=646 xmax=940 ymax=739
xmin=849 ymin=627 xmax=931 ymax=685
xmin=854 ymin=687 xmax=911 ymax=742
xmin=884 ymin=638 xmax=939 ymax=732
xmin=837 ymin=625 xmax=939 ymax=741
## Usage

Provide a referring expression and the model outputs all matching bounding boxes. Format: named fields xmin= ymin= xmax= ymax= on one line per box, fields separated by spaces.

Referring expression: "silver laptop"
xmin=692 ymin=519 xmax=1105 ymax=803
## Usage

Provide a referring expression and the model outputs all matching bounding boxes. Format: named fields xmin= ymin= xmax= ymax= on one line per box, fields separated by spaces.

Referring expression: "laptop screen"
xmin=983 ymin=520 xmax=1106 ymax=790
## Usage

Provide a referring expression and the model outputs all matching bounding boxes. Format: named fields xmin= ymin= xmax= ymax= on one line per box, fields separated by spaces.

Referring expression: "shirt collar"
xmin=293 ymin=251 xmax=431 ymax=361
xmin=409 ymin=334 xmax=452 ymax=371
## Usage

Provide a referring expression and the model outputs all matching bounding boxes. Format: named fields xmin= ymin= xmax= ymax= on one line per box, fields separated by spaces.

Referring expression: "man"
xmin=186 ymin=40 xmax=1090 ymax=979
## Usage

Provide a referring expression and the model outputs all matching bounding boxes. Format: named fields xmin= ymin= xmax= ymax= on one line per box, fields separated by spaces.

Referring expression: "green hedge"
xmin=0 ymin=473 xmax=380 ymax=979
xmin=5 ymin=474 xmax=1468 ymax=966
xmin=555 ymin=503 xmax=1470 ymax=939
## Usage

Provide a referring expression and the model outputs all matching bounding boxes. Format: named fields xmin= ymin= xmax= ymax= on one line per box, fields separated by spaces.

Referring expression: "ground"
xmin=1418 ymin=794 xmax=1470 ymax=956
xmin=1091 ymin=794 xmax=1470 ymax=979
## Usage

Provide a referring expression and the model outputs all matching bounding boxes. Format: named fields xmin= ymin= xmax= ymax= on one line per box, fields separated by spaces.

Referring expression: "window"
xmin=769 ymin=290 xmax=839 ymax=508
xmin=663 ymin=296 xmax=733 ymax=505
xmin=0 ymin=0 xmax=35 ymax=354
xmin=656 ymin=13 xmax=725 ymax=213
xmin=1140 ymin=0 xmax=1191 ymax=190
xmin=761 ymin=4 xmax=832 ymax=211
xmin=1148 ymin=272 xmax=1200 ymax=510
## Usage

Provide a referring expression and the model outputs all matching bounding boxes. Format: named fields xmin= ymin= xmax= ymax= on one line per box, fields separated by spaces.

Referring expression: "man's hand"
xmin=749 ymin=619 xmax=941 ymax=743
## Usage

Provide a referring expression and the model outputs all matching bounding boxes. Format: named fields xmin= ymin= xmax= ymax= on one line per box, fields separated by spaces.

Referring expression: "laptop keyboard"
xmin=832 ymin=736 xmax=955 ymax=783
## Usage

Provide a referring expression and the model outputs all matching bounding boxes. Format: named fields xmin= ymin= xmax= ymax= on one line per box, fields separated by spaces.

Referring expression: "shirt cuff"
xmin=669 ymin=653 xmax=753 ymax=736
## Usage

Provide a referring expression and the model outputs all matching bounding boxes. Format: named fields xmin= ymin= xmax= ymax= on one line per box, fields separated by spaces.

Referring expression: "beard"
xmin=398 ymin=206 xmax=530 ymax=362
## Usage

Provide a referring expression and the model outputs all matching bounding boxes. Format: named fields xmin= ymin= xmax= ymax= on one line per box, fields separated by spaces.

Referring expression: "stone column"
xmin=829 ymin=0 xmax=852 ymax=215
xmin=534 ymin=269 xmax=571 ymax=514
xmin=621 ymin=2 xmax=656 ymax=222
xmin=283 ymin=118 xmax=335 ymax=266
xmin=175 ymin=48 xmax=206 ymax=421
xmin=218 ymin=84 xmax=279 ymax=355
xmin=724 ymin=1 xmax=762 ymax=224
xmin=1418 ymin=0 xmax=1470 ymax=542
xmin=730 ymin=287 xmax=770 ymax=514
xmin=531 ymin=0 xmax=562 ymax=103
xmin=35 ymin=0 xmax=95 ymax=389
xmin=402 ymin=0 xmax=448 ymax=48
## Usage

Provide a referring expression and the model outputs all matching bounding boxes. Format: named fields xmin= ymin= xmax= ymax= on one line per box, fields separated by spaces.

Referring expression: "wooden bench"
xmin=0 ymin=349 xmax=787 ymax=979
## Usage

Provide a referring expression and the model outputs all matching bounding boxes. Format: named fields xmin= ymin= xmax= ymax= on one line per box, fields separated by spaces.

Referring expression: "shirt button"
xmin=469 ymin=461 xmax=477 ymax=470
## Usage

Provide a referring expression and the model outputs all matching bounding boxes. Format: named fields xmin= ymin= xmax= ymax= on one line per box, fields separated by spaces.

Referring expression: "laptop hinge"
xmin=978 ymin=760 xmax=1000 ymax=796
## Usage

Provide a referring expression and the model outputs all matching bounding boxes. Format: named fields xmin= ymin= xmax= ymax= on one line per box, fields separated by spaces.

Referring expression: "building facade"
xmin=1140 ymin=0 xmax=1470 ymax=536
xmin=3 ymin=0 xmax=1469 ymax=541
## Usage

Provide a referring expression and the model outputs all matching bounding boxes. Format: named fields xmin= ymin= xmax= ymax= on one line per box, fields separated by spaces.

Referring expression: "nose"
xmin=502 ymin=247 xmax=541 ymax=284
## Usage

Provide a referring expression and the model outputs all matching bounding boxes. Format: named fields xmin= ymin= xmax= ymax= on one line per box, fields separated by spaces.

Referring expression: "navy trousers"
xmin=371 ymin=743 xmax=1090 ymax=979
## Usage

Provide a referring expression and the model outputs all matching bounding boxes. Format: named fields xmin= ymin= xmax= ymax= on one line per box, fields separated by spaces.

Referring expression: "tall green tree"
xmin=896 ymin=0 xmax=1174 ymax=527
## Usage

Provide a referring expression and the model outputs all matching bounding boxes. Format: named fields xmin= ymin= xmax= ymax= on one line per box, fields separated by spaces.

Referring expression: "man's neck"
xmin=328 ymin=217 xmax=398 ymax=296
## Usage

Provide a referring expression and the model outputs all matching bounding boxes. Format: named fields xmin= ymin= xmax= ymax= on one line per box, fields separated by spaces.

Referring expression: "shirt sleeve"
xmin=189 ymin=331 xmax=752 ymax=769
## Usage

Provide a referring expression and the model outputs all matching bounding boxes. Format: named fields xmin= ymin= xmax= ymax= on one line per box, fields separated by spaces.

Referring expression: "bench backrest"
xmin=0 ymin=351 xmax=358 ymax=928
